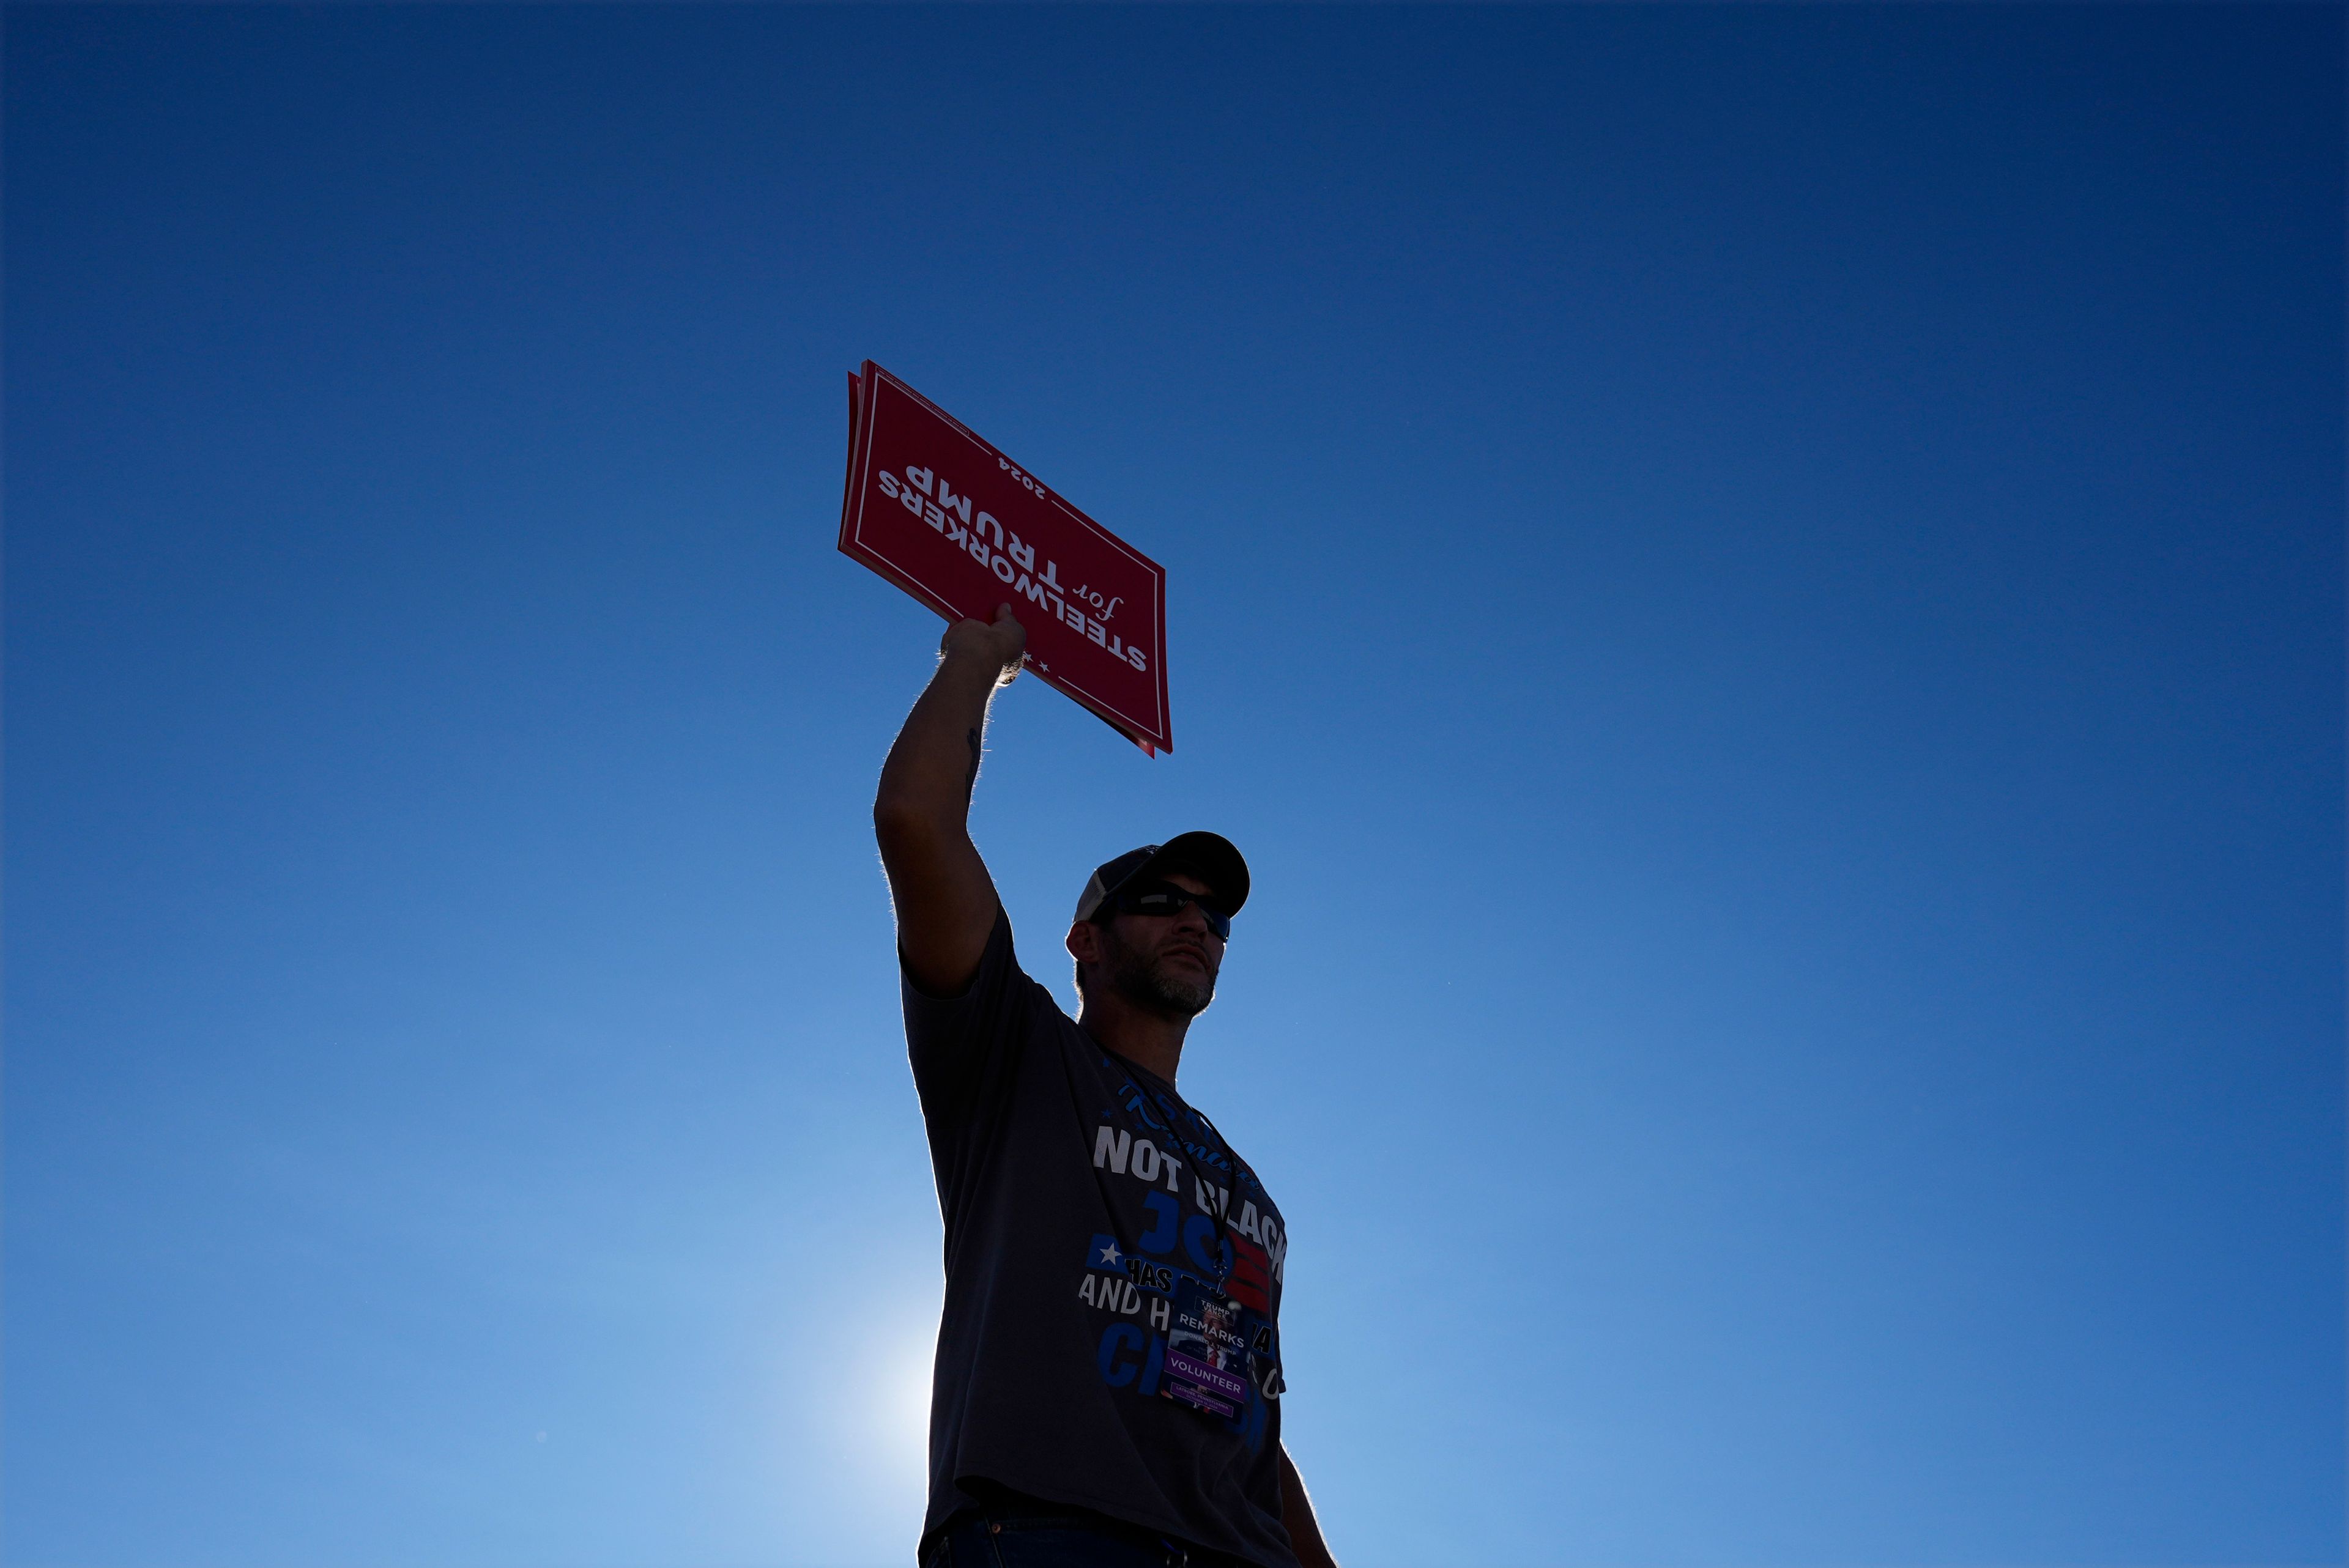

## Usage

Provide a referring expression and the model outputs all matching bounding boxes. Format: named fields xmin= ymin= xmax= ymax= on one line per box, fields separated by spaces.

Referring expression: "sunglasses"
xmin=1108 ymin=882 xmax=1233 ymax=940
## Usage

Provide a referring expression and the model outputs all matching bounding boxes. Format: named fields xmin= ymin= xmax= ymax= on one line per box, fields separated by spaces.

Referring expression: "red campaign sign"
xmin=839 ymin=362 xmax=1171 ymax=755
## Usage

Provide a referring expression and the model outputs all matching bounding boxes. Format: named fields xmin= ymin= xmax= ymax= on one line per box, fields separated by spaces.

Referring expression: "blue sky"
xmin=5 ymin=6 xmax=2340 ymax=1566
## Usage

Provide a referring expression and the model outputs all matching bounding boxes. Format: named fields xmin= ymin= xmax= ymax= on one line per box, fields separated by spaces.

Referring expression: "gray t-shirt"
xmin=904 ymin=909 xmax=1297 ymax=1567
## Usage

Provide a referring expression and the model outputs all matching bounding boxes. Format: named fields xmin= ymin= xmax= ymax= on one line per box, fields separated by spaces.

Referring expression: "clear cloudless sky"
xmin=6 ymin=6 xmax=2342 ymax=1566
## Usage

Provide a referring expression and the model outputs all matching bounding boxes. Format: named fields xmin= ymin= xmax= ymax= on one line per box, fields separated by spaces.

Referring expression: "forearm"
xmin=874 ymin=648 xmax=1007 ymax=840
xmin=1278 ymin=1445 xmax=1338 ymax=1568
xmin=875 ymin=610 xmax=1026 ymax=995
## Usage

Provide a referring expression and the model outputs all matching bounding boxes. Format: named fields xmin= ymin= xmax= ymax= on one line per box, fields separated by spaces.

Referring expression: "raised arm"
xmin=875 ymin=604 xmax=1028 ymax=995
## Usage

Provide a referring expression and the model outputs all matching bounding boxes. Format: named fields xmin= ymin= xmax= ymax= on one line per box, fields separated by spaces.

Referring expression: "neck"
xmin=1077 ymin=989 xmax=1194 ymax=1084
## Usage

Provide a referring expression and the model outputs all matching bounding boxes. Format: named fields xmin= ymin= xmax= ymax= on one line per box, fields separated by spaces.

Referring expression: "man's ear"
xmin=1066 ymin=919 xmax=1103 ymax=966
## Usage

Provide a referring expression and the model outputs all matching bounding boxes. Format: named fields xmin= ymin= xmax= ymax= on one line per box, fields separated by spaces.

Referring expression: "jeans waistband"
xmin=948 ymin=1491 xmax=1239 ymax=1567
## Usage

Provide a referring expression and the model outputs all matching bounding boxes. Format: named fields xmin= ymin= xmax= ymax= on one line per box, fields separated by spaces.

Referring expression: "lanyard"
xmin=1101 ymin=1056 xmax=1257 ymax=1293
xmin=1166 ymin=1096 xmax=1256 ymax=1293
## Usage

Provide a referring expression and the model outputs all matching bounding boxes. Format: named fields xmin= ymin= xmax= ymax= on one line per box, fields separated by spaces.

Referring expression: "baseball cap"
xmin=1073 ymin=832 xmax=1250 ymax=925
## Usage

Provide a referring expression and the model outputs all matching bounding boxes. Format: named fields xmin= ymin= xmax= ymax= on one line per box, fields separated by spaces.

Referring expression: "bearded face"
xmin=1095 ymin=911 xmax=1219 ymax=1019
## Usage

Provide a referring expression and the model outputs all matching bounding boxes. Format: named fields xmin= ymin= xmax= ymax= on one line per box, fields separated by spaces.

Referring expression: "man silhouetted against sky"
xmin=875 ymin=603 xmax=1338 ymax=1568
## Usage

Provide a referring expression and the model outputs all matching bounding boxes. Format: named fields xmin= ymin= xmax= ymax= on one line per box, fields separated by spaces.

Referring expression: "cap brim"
xmin=1127 ymin=831 xmax=1250 ymax=915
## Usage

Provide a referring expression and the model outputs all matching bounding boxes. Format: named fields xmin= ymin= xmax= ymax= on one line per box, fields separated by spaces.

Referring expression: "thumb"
xmin=992 ymin=604 xmax=1027 ymax=680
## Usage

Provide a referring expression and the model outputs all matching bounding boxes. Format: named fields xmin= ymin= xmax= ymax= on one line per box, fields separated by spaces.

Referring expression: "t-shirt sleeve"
xmin=901 ymin=904 xmax=1037 ymax=1128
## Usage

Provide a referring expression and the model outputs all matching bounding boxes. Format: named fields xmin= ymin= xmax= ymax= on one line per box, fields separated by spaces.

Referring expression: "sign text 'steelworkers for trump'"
xmin=839 ymin=362 xmax=1172 ymax=755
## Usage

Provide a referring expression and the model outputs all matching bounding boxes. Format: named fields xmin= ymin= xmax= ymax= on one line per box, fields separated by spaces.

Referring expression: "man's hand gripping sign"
xmin=837 ymin=363 xmax=1173 ymax=755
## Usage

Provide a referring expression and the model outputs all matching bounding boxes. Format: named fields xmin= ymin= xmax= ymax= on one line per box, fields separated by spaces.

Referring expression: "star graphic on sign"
xmin=1097 ymin=1242 xmax=1123 ymax=1267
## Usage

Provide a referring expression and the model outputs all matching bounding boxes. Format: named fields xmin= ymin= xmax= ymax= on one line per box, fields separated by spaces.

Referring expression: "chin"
xmin=1157 ymin=978 xmax=1215 ymax=1016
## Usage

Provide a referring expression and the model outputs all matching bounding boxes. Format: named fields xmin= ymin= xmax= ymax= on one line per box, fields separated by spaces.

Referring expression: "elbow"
xmin=873 ymin=796 xmax=936 ymax=860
